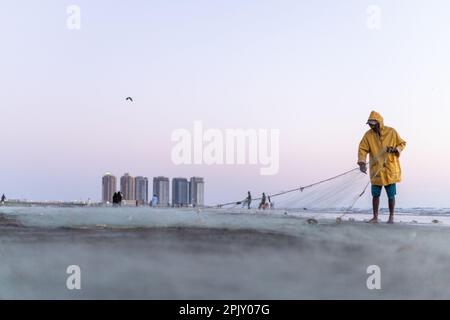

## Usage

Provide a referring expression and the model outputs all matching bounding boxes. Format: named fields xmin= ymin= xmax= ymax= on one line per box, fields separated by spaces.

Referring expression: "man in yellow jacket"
xmin=358 ymin=111 xmax=406 ymax=224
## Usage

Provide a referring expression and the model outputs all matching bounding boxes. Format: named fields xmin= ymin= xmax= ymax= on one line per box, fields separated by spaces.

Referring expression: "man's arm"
xmin=387 ymin=130 xmax=406 ymax=156
xmin=358 ymin=134 xmax=370 ymax=173
xmin=395 ymin=130 xmax=406 ymax=155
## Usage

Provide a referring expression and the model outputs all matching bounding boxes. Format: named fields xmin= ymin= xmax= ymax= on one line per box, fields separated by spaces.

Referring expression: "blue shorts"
xmin=371 ymin=184 xmax=397 ymax=200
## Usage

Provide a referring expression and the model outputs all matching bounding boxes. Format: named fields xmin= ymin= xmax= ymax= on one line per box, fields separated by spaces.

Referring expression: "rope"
xmin=337 ymin=150 xmax=388 ymax=220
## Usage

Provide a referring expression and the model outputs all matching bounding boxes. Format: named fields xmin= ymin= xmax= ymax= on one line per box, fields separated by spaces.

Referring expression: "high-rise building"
xmin=189 ymin=177 xmax=204 ymax=207
xmin=172 ymin=178 xmax=189 ymax=206
xmin=102 ymin=173 xmax=117 ymax=204
xmin=153 ymin=176 xmax=170 ymax=207
xmin=135 ymin=176 xmax=148 ymax=205
xmin=120 ymin=173 xmax=135 ymax=200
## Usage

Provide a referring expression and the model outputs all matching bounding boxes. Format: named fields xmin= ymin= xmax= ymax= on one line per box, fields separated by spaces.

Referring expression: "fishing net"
xmin=216 ymin=150 xmax=387 ymax=213
xmin=263 ymin=168 xmax=369 ymax=211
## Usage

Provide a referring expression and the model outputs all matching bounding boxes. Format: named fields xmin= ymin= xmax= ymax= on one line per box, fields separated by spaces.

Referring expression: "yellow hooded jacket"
xmin=358 ymin=111 xmax=406 ymax=186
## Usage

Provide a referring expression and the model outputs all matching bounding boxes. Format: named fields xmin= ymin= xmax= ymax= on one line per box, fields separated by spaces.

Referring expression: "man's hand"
xmin=386 ymin=147 xmax=399 ymax=155
xmin=358 ymin=161 xmax=367 ymax=174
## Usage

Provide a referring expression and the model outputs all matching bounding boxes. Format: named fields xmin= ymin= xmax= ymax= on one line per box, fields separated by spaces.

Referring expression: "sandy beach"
xmin=1 ymin=207 xmax=450 ymax=299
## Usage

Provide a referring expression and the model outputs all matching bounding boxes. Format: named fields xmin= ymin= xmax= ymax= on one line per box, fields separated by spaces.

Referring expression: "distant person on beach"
xmin=259 ymin=193 xmax=267 ymax=210
xmin=358 ymin=111 xmax=406 ymax=224
xmin=268 ymin=196 xmax=274 ymax=209
xmin=242 ymin=191 xmax=252 ymax=209
xmin=151 ymin=194 xmax=158 ymax=207
xmin=1 ymin=194 xmax=5 ymax=204
xmin=112 ymin=192 xmax=118 ymax=205
xmin=117 ymin=192 xmax=123 ymax=205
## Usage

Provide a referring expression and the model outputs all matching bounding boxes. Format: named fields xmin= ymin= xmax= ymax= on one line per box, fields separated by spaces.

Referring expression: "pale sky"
xmin=1 ymin=0 xmax=450 ymax=207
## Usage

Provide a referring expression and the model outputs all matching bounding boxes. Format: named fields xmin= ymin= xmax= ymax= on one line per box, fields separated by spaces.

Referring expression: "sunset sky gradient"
xmin=1 ymin=0 xmax=450 ymax=207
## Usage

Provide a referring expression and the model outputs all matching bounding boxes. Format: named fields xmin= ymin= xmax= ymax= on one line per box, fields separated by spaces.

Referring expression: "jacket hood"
xmin=367 ymin=111 xmax=384 ymax=129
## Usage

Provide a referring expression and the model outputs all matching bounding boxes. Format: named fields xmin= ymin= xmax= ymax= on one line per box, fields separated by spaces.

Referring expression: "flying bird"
xmin=126 ymin=97 xmax=133 ymax=102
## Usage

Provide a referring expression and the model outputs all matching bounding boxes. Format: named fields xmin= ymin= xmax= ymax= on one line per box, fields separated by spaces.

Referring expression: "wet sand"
xmin=2 ymin=211 xmax=450 ymax=299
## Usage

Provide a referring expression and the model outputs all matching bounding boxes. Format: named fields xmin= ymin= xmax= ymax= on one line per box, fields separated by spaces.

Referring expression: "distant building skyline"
xmin=153 ymin=176 xmax=170 ymax=207
xmin=189 ymin=177 xmax=205 ymax=207
xmin=172 ymin=178 xmax=189 ymax=206
xmin=120 ymin=173 xmax=135 ymax=201
xmin=135 ymin=176 xmax=148 ymax=205
xmin=102 ymin=173 xmax=205 ymax=206
xmin=102 ymin=173 xmax=116 ymax=204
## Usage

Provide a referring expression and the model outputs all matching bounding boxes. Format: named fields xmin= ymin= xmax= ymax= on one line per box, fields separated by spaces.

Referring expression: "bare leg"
xmin=368 ymin=197 xmax=379 ymax=223
xmin=387 ymin=198 xmax=395 ymax=224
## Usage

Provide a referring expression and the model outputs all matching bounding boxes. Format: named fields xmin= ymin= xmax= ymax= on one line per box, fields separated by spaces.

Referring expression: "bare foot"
xmin=367 ymin=217 xmax=378 ymax=224
xmin=387 ymin=216 xmax=394 ymax=224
